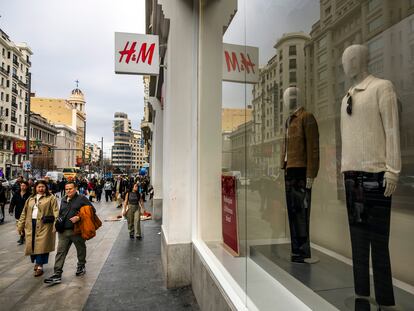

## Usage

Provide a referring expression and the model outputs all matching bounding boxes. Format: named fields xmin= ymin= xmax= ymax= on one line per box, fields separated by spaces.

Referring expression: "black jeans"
xmin=344 ymin=171 xmax=394 ymax=306
xmin=284 ymin=167 xmax=311 ymax=258
xmin=105 ymin=190 xmax=112 ymax=202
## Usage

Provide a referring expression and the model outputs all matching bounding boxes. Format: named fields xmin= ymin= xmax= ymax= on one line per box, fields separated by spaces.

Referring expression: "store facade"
xmin=146 ymin=0 xmax=414 ymax=310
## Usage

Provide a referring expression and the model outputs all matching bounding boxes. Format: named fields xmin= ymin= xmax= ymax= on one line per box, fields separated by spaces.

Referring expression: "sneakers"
xmin=44 ymin=274 xmax=62 ymax=284
xmin=75 ymin=265 xmax=86 ymax=276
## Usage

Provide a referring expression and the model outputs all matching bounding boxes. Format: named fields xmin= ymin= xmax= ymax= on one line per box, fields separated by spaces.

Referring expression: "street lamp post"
xmin=98 ymin=137 xmax=104 ymax=177
xmin=25 ymin=72 xmax=32 ymax=179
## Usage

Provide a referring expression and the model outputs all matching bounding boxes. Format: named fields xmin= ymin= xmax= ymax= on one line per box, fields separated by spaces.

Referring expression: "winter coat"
xmin=17 ymin=194 xmax=59 ymax=256
xmin=9 ymin=191 xmax=31 ymax=220
xmin=73 ymin=205 xmax=102 ymax=240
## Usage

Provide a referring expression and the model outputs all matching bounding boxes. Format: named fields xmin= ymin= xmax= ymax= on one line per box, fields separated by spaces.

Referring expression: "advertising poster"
xmin=221 ymin=175 xmax=239 ymax=256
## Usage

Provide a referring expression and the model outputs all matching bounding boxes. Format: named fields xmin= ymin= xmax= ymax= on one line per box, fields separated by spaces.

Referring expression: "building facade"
xmin=130 ymin=129 xmax=145 ymax=170
xmin=54 ymin=124 xmax=76 ymax=170
xmin=0 ymin=28 xmax=32 ymax=179
xmin=29 ymin=113 xmax=58 ymax=177
xmin=31 ymin=88 xmax=86 ymax=167
xmin=111 ymin=112 xmax=132 ymax=172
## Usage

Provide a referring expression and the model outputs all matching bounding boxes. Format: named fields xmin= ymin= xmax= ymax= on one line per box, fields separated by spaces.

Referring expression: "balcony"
xmin=18 ymin=79 xmax=28 ymax=89
xmin=13 ymin=59 xmax=19 ymax=67
xmin=12 ymin=87 xmax=18 ymax=95
xmin=11 ymin=101 xmax=18 ymax=109
xmin=0 ymin=66 xmax=9 ymax=77
xmin=11 ymin=116 xmax=17 ymax=123
xmin=12 ymin=73 xmax=19 ymax=81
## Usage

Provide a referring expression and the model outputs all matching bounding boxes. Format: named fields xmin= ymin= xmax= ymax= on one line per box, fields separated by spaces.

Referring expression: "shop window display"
xmin=202 ymin=0 xmax=414 ymax=310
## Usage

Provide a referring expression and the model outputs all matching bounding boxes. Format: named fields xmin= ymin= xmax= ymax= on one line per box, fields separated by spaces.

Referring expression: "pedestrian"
xmin=123 ymin=183 xmax=142 ymax=240
xmin=87 ymin=179 xmax=96 ymax=202
xmin=16 ymin=180 xmax=59 ymax=277
xmin=9 ymin=181 xmax=31 ymax=244
xmin=103 ymin=179 xmax=113 ymax=202
xmin=0 ymin=182 xmax=7 ymax=224
xmin=44 ymin=181 xmax=92 ymax=285
xmin=95 ymin=179 xmax=103 ymax=202
xmin=59 ymin=177 xmax=67 ymax=197
xmin=12 ymin=175 xmax=23 ymax=195
xmin=114 ymin=176 xmax=126 ymax=208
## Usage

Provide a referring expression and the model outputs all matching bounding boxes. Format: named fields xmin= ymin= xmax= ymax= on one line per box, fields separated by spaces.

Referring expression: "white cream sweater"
xmin=340 ymin=75 xmax=401 ymax=182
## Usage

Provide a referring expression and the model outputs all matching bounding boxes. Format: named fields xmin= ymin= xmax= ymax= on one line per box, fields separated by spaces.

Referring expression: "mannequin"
xmin=341 ymin=44 xmax=401 ymax=307
xmin=280 ymin=87 xmax=319 ymax=263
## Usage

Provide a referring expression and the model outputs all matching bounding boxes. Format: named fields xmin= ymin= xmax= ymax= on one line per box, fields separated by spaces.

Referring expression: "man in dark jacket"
xmin=0 ymin=183 xmax=7 ymax=224
xmin=44 ymin=181 xmax=92 ymax=284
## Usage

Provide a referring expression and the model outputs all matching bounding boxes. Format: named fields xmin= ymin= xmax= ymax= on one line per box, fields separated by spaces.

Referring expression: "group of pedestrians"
xmin=4 ymin=176 xmax=100 ymax=284
xmin=2 ymin=172 xmax=153 ymax=284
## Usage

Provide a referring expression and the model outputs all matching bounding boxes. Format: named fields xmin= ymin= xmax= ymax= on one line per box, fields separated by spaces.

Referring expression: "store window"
xmin=200 ymin=1 xmax=414 ymax=310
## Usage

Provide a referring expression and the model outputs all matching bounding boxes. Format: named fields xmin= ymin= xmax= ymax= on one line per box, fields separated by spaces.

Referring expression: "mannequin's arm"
xmin=379 ymin=80 xmax=401 ymax=195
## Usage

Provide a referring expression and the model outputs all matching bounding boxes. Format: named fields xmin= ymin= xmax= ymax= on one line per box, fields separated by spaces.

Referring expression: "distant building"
xmin=0 ymin=28 xmax=32 ymax=178
xmin=131 ymin=129 xmax=146 ymax=170
xmin=54 ymin=124 xmax=77 ymax=169
xmin=31 ymin=87 xmax=86 ymax=166
xmin=112 ymin=112 xmax=132 ymax=172
xmin=29 ymin=113 xmax=58 ymax=176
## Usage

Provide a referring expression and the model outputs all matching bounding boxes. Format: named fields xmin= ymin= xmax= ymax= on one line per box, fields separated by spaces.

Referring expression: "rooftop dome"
xmin=69 ymin=87 xmax=85 ymax=103
xmin=71 ymin=88 xmax=83 ymax=96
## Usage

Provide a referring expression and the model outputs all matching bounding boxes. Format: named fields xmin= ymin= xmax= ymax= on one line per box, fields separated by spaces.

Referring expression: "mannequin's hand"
xmin=306 ymin=178 xmax=313 ymax=189
xmin=383 ymin=177 xmax=397 ymax=197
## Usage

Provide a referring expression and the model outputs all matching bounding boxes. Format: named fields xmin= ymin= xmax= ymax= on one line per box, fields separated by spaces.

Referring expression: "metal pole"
xmin=25 ymin=72 xmax=31 ymax=179
xmin=101 ymin=137 xmax=104 ymax=176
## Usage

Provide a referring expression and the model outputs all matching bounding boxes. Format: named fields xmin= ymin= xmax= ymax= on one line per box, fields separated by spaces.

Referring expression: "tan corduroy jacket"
xmin=280 ymin=107 xmax=320 ymax=178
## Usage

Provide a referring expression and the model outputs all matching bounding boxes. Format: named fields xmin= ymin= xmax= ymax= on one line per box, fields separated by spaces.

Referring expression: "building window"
xmin=289 ymin=59 xmax=297 ymax=69
xmin=289 ymin=45 xmax=297 ymax=56
xmin=319 ymin=36 xmax=327 ymax=49
xmin=368 ymin=0 xmax=382 ymax=13
xmin=325 ymin=6 xmax=331 ymax=16
xmin=318 ymin=53 xmax=327 ymax=64
xmin=369 ymin=16 xmax=383 ymax=32
xmin=289 ymin=71 xmax=297 ymax=83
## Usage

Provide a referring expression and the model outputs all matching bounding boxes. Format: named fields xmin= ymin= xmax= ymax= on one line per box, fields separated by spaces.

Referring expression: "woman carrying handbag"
xmin=123 ymin=183 xmax=142 ymax=240
xmin=17 ymin=180 xmax=59 ymax=277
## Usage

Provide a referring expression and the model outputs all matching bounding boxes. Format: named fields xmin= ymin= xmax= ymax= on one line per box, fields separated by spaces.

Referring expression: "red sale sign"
xmin=115 ymin=32 xmax=159 ymax=75
xmin=222 ymin=175 xmax=239 ymax=256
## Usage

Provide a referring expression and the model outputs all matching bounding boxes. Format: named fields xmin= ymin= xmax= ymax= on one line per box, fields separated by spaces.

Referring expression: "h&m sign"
xmin=223 ymin=43 xmax=259 ymax=84
xmin=115 ymin=32 xmax=159 ymax=75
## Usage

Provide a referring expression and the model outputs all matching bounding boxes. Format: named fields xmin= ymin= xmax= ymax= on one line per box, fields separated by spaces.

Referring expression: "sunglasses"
xmin=346 ymin=92 xmax=352 ymax=115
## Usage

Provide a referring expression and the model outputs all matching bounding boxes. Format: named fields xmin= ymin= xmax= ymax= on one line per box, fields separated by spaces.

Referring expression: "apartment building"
xmin=251 ymin=32 xmax=310 ymax=176
xmin=0 ymin=28 xmax=32 ymax=178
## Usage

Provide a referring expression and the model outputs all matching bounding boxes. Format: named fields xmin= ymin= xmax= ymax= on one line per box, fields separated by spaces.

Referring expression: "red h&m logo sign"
xmin=115 ymin=32 xmax=159 ymax=75
xmin=223 ymin=43 xmax=259 ymax=84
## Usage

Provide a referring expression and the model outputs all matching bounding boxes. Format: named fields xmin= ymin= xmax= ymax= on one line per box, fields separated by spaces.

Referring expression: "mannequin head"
xmin=342 ymin=44 xmax=369 ymax=80
xmin=283 ymin=87 xmax=301 ymax=112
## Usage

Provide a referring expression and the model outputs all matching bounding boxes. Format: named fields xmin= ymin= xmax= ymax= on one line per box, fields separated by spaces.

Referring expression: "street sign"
xmin=22 ymin=160 xmax=31 ymax=171
xmin=115 ymin=32 xmax=159 ymax=75
xmin=223 ymin=43 xmax=259 ymax=84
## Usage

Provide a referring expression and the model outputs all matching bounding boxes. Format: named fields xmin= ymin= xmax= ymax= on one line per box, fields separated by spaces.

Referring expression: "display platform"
xmin=250 ymin=243 xmax=414 ymax=311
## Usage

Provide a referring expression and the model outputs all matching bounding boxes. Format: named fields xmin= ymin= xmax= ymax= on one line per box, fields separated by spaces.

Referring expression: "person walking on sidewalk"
xmin=9 ymin=181 xmax=31 ymax=244
xmin=16 ymin=180 xmax=59 ymax=277
xmin=123 ymin=183 xmax=142 ymax=240
xmin=103 ymin=179 xmax=113 ymax=202
xmin=44 ymin=181 xmax=92 ymax=285
xmin=0 ymin=182 xmax=7 ymax=224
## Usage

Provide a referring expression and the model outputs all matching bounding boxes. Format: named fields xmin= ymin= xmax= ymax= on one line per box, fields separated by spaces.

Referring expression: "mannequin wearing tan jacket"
xmin=281 ymin=87 xmax=319 ymax=263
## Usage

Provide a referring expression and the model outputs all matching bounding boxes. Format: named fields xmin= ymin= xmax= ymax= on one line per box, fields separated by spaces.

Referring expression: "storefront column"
xmin=149 ymin=97 xmax=163 ymax=220
xmin=158 ymin=0 xmax=197 ymax=289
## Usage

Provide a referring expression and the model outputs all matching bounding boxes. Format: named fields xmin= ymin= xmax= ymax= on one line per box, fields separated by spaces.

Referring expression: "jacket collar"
xmin=292 ymin=106 xmax=305 ymax=118
xmin=350 ymin=74 xmax=374 ymax=92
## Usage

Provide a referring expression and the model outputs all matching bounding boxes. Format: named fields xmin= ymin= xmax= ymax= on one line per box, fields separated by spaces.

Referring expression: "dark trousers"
xmin=344 ymin=171 xmax=394 ymax=306
xmin=54 ymin=229 xmax=86 ymax=275
xmin=105 ymin=190 xmax=112 ymax=202
xmin=284 ymin=167 xmax=311 ymax=258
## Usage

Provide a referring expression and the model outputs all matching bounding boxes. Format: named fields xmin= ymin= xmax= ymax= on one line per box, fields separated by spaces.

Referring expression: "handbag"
xmin=42 ymin=215 xmax=55 ymax=224
xmin=55 ymin=202 xmax=72 ymax=233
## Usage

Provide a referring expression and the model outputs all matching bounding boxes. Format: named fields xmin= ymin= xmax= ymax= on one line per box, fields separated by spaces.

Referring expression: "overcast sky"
xmin=1 ymin=0 xmax=146 ymax=158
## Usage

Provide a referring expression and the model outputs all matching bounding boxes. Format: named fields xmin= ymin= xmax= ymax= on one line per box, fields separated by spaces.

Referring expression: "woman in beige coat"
xmin=17 ymin=180 xmax=59 ymax=277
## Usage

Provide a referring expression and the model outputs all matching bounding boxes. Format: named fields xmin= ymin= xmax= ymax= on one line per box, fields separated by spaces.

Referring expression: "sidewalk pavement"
xmin=84 ymin=217 xmax=199 ymax=311
xmin=0 ymin=196 xmax=199 ymax=311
